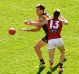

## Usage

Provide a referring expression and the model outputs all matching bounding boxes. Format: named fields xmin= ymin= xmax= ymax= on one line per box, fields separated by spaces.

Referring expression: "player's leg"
xmin=58 ymin=45 xmax=65 ymax=72
xmin=48 ymin=39 xmax=56 ymax=71
xmin=34 ymin=39 xmax=47 ymax=60
xmin=48 ymin=49 xmax=55 ymax=70
xmin=34 ymin=39 xmax=47 ymax=67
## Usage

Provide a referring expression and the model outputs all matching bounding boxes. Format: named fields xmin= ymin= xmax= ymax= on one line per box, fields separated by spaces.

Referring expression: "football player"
xmin=21 ymin=4 xmax=50 ymax=68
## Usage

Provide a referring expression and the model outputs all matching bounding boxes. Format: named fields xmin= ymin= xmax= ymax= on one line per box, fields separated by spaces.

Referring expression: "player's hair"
xmin=36 ymin=4 xmax=45 ymax=11
xmin=53 ymin=9 xmax=60 ymax=19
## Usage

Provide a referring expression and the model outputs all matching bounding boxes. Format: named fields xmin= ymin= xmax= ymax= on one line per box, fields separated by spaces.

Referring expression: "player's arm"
xmin=29 ymin=20 xmax=47 ymax=26
xmin=21 ymin=26 xmax=41 ymax=32
xmin=24 ymin=17 xmax=48 ymax=26
xmin=24 ymin=21 xmax=40 ymax=26
xmin=59 ymin=15 xmax=69 ymax=25
xmin=25 ymin=19 xmax=48 ymax=26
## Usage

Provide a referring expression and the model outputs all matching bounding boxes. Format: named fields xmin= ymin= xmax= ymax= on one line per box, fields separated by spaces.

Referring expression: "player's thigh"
xmin=48 ymin=39 xmax=56 ymax=50
xmin=35 ymin=40 xmax=47 ymax=48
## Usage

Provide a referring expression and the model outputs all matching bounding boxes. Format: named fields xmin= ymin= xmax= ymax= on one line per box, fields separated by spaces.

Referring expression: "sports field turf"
xmin=0 ymin=0 xmax=79 ymax=74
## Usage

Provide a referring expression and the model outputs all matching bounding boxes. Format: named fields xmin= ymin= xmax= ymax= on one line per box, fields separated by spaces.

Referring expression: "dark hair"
xmin=36 ymin=4 xmax=45 ymax=11
xmin=54 ymin=10 xmax=60 ymax=19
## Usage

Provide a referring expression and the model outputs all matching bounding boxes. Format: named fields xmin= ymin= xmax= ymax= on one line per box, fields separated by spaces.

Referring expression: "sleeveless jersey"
xmin=47 ymin=19 xmax=63 ymax=40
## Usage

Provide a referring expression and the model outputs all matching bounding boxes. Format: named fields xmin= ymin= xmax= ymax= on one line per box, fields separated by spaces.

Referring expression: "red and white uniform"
xmin=47 ymin=19 xmax=64 ymax=49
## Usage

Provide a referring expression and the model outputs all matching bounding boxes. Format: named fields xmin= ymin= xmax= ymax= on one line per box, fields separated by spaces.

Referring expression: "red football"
xmin=9 ymin=28 xmax=16 ymax=35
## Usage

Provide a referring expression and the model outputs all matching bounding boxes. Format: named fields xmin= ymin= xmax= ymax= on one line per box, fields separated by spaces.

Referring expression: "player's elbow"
xmin=64 ymin=21 xmax=69 ymax=25
xmin=65 ymin=21 xmax=69 ymax=25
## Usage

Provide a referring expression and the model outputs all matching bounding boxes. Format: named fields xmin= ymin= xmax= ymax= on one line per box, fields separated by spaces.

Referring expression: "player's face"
xmin=36 ymin=8 xmax=44 ymax=16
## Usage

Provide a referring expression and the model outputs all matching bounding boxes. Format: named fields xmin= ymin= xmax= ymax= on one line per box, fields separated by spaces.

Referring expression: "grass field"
xmin=0 ymin=0 xmax=79 ymax=74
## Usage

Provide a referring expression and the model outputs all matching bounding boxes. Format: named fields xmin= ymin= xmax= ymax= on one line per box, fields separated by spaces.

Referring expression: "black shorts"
xmin=42 ymin=35 xmax=48 ymax=43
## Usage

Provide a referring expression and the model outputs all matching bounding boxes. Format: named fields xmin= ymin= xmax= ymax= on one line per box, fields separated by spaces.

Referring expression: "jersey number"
xmin=50 ymin=20 xmax=59 ymax=29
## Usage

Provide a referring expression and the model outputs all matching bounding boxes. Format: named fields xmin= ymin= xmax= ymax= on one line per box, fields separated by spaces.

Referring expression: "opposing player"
xmin=25 ymin=9 xmax=68 ymax=72
xmin=21 ymin=4 xmax=50 ymax=68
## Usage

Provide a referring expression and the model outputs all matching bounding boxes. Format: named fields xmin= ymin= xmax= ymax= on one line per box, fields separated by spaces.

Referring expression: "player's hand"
xmin=20 ymin=28 xmax=28 ymax=31
xmin=24 ymin=21 xmax=32 ymax=25
xmin=24 ymin=19 xmax=33 ymax=25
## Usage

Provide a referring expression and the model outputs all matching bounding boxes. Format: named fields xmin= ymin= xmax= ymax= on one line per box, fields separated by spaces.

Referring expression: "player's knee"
xmin=60 ymin=47 xmax=65 ymax=53
xmin=60 ymin=50 xmax=65 ymax=53
xmin=34 ymin=44 xmax=40 ymax=50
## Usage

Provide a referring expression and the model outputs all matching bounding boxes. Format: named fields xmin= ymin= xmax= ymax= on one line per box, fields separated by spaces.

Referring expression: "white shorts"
xmin=48 ymin=38 xmax=64 ymax=49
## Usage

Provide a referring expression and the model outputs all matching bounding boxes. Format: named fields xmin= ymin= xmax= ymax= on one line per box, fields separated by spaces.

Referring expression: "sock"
xmin=40 ymin=59 xmax=45 ymax=64
xmin=59 ymin=62 xmax=63 ymax=68
xmin=50 ymin=62 xmax=53 ymax=65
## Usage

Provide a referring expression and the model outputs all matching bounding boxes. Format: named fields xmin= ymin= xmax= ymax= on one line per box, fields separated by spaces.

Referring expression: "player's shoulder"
xmin=47 ymin=19 xmax=53 ymax=24
xmin=53 ymin=19 xmax=62 ymax=23
xmin=42 ymin=13 xmax=51 ymax=20
xmin=48 ymin=19 xmax=62 ymax=24
xmin=48 ymin=18 xmax=54 ymax=21
xmin=58 ymin=20 xmax=63 ymax=25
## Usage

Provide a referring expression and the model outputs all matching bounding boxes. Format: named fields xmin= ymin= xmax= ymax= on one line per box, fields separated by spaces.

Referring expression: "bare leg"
xmin=58 ymin=45 xmax=65 ymax=72
xmin=58 ymin=45 xmax=65 ymax=64
xmin=34 ymin=40 xmax=47 ymax=60
xmin=48 ymin=49 xmax=55 ymax=69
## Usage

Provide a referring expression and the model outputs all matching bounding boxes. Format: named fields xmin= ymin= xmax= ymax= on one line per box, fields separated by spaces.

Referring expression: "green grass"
xmin=0 ymin=0 xmax=79 ymax=74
